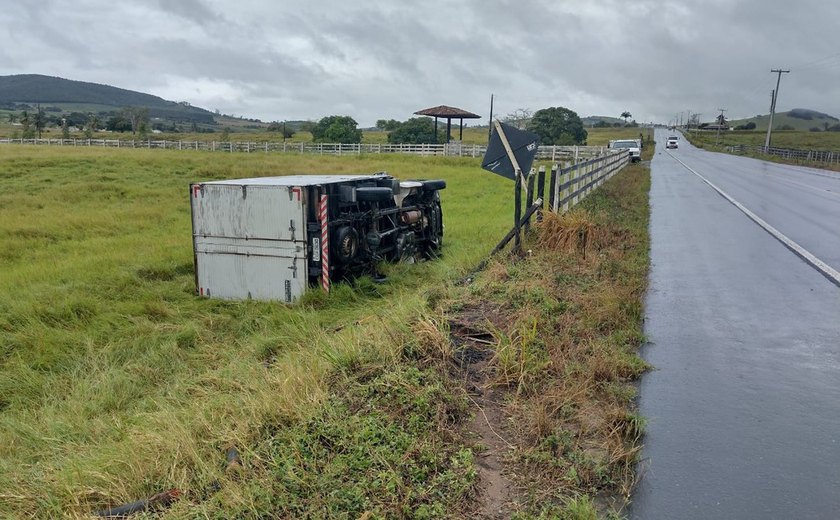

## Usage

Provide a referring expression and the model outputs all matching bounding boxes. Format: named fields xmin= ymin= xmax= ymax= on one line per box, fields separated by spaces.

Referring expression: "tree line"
xmin=8 ymin=105 xmax=158 ymax=139
xmin=285 ymin=106 xmax=590 ymax=146
xmin=6 ymin=104 xmax=595 ymax=145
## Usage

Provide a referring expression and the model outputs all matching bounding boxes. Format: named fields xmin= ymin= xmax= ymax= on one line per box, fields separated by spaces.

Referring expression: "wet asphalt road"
xmin=630 ymin=130 xmax=840 ymax=519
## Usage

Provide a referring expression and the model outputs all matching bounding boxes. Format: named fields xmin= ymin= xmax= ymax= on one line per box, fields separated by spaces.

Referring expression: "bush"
xmin=312 ymin=115 xmax=362 ymax=144
xmin=387 ymin=117 xmax=441 ymax=144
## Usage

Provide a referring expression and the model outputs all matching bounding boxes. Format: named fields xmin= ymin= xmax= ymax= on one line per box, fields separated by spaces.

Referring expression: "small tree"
xmin=311 ymin=115 xmax=362 ymax=144
xmin=503 ymin=108 xmax=533 ymax=129
xmin=123 ymin=107 xmax=149 ymax=135
xmin=376 ymin=119 xmax=401 ymax=131
xmin=33 ymin=105 xmax=46 ymax=138
xmin=61 ymin=118 xmax=70 ymax=139
xmin=267 ymin=121 xmax=294 ymax=139
xmin=621 ymin=111 xmax=632 ymax=123
xmin=527 ymin=107 xmax=588 ymax=145
xmin=84 ymin=114 xmax=99 ymax=139
xmin=106 ymin=115 xmax=132 ymax=132
xmin=20 ymin=110 xmax=34 ymax=138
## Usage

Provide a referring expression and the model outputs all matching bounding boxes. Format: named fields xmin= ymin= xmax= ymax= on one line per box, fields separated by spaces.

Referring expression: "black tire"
xmin=356 ymin=187 xmax=393 ymax=202
xmin=421 ymin=179 xmax=446 ymax=192
xmin=332 ymin=226 xmax=359 ymax=264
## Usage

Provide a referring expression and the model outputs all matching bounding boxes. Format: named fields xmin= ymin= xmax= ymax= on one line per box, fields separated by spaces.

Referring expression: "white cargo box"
xmin=190 ymin=175 xmax=380 ymax=302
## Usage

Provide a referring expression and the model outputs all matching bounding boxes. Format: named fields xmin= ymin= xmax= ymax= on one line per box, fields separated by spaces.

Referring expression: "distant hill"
xmin=727 ymin=109 xmax=839 ymax=131
xmin=582 ymin=115 xmax=626 ymax=127
xmin=0 ymin=74 xmax=216 ymax=124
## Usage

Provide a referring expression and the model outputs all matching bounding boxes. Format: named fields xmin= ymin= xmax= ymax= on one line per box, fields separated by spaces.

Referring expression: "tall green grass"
xmin=0 ymin=146 xmax=512 ymax=517
xmin=684 ymin=129 xmax=840 ymax=171
xmin=686 ymin=128 xmax=840 ymax=151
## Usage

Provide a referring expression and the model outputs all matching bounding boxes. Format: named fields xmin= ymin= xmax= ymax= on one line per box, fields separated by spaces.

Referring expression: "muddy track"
xmin=450 ymin=313 xmax=514 ymax=519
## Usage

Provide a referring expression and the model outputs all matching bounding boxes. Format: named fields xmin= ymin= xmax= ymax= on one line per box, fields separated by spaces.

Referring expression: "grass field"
xmin=0 ymin=147 xmax=513 ymax=517
xmin=0 ymin=140 xmax=649 ymax=517
xmin=686 ymin=128 xmax=840 ymax=150
xmin=727 ymin=110 xmax=839 ymax=132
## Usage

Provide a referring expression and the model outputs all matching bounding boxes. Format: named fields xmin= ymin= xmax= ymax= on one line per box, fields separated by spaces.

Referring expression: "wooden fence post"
xmin=537 ymin=165 xmax=546 ymax=222
xmin=514 ymin=170 xmax=522 ymax=252
xmin=562 ymin=162 xmax=571 ymax=212
xmin=525 ymin=169 xmax=535 ymax=234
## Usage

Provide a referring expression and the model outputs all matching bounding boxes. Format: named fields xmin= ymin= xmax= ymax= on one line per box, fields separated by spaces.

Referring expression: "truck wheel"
xmin=430 ymin=203 xmax=443 ymax=249
xmin=356 ymin=187 xmax=393 ymax=202
xmin=333 ymin=226 xmax=359 ymax=264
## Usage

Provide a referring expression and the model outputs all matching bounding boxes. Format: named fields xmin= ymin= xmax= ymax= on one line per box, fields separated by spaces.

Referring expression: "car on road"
xmin=666 ymin=136 xmax=679 ymax=149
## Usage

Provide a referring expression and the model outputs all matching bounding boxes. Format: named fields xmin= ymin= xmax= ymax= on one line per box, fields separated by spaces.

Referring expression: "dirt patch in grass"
xmin=450 ymin=307 xmax=514 ymax=519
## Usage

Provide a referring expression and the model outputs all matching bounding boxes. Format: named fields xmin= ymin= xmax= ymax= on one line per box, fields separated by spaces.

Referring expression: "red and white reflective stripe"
xmin=319 ymin=194 xmax=330 ymax=292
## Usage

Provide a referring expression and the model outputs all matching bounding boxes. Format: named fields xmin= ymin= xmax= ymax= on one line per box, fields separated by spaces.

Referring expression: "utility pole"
xmin=764 ymin=68 xmax=790 ymax=150
xmin=488 ymin=94 xmax=494 ymax=141
xmin=716 ymin=108 xmax=727 ymax=145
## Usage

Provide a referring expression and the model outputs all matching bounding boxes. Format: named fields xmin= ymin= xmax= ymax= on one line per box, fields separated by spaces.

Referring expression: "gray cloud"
xmin=0 ymin=0 xmax=838 ymax=126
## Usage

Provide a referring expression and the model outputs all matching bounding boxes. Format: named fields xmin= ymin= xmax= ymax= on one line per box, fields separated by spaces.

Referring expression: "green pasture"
xmin=0 ymin=146 xmax=524 ymax=517
xmin=0 ymin=140 xmax=649 ymax=517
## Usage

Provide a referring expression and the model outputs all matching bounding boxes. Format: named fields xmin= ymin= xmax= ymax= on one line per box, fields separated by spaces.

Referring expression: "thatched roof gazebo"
xmin=414 ymin=105 xmax=481 ymax=142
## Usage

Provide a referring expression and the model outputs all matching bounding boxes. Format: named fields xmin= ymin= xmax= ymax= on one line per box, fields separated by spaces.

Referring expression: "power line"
xmin=791 ymin=51 xmax=840 ymax=71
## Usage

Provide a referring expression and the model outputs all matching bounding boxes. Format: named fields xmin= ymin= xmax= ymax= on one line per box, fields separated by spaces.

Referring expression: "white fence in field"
xmin=0 ymin=137 xmax=609 ymax=161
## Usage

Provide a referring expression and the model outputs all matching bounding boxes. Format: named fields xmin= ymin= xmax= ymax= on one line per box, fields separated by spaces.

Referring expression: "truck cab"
xmin=609 ymin=139 xmax=642 ymax=162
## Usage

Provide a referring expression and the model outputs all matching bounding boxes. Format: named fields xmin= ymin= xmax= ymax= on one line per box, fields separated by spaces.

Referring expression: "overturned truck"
xmin=190 ymin=173 xmax=445 ymax=302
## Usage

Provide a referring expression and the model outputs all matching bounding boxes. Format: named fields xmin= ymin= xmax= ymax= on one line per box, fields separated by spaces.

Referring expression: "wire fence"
xmin=727 ymin=143 xmax=840 ymax=165
xmin=0 ymin=137 xmax=609 ymax=161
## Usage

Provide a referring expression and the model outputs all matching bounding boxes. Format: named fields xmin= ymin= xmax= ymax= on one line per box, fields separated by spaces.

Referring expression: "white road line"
xmin=668 ymin=152 xmax=840 ymax=287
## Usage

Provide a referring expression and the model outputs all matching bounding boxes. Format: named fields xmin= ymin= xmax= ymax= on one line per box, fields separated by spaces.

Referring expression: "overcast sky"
xmin=2 ymin=0 xmax=840 ymax=127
